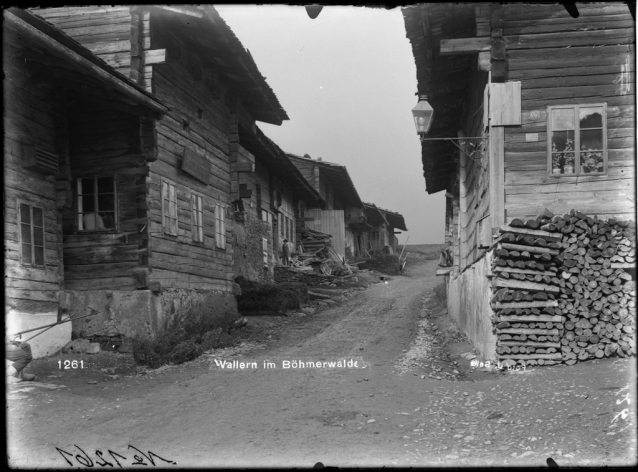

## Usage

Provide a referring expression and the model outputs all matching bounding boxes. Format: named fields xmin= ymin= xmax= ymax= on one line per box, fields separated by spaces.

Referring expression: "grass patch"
xmin=432 ymin=281 xmax=447 ymax=307
xmin=132 ymin=294 xmax=245 ymax=369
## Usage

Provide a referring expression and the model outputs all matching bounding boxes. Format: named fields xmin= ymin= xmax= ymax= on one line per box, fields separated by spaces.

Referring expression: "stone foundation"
xmin=62 ymin=288 xmax=238 ymax=340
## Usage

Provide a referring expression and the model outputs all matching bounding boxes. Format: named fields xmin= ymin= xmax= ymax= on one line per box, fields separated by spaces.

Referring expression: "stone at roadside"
xmin=86 ymin=343 xmax=101 ymax=354
xmin=301 ymin=307 xmax=316 ymax=315
xmin=63 ymin=339 xmax=90 ymax=354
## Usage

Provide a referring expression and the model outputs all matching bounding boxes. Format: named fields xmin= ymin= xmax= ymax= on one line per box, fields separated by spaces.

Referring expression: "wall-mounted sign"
xmin=182 ymin=147 xmax=211 ymax=184
xmin=525 ymin=133 xmax=539 ymax=142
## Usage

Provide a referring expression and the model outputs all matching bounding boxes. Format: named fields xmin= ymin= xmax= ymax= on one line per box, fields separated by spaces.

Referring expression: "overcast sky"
xmin=216 ymin=4 xmax=446 ymax=245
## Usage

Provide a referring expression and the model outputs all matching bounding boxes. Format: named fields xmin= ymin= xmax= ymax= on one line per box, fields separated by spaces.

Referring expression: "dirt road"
xmin=7 ymin=257 xmax=637 ymax=468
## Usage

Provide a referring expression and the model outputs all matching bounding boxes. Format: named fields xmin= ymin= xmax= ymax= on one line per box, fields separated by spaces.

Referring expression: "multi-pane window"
xmin=215 ymin=203 xmax=226 ymax=249
xmin=19 ymin=202 xmax=45 ymax=267
xmin=77 ymin=176 xmax=116 ymax=231
xmin=162 ymin=180 xmax=178 ymax=235
xmin=548 ymin=104 xmax=607 ymax=176
xmin=191 ymin=193 xmax=204 ymax=243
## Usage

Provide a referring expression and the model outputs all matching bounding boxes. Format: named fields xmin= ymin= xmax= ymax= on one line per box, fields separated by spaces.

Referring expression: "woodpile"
xmin=490 ymin=208 xmax=636 ymax=368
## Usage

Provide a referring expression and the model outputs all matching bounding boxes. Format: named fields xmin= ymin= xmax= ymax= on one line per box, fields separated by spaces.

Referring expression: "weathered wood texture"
xmin=61 ymin=103 xmax=146 ymax=291
xmin=33 ymin=7 xmax=136 ymax=74
xmin=459 ymin=67 xmax=490 ymax=269
xmin=145 ymin=17 xmax=235 ymax=291
xmin=4 ymin=37 xmax=62 ymax=306
xmin=500 ymin=3 xmax=635 ymax=222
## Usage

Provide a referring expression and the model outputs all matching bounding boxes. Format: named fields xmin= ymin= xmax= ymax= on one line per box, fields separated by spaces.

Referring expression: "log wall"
xmin=4 ymin=50 xmax=62 ymax=309
xmin=34 ymin=7 xmax=137 ymax=78
xmin=146 ymin=20 xmax=234 ymax=291
xmin=501 ymin=3 xmax=635 ymax=221
xmin=447 ymin=249 xmax=497 ymax=360
xmin=459 ymin=68 xmax=490 ymax=269
xmin=62 ymin=103 xmax=145 ymax=291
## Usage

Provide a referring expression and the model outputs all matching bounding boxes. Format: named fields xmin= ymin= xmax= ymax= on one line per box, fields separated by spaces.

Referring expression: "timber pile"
xmin=491 ymin=208 xmax=636 ymax=368
xmin=491 ymin=209 xmax=564 ymax=367
xmin=552 ymin=210 xmax=636 ymax=365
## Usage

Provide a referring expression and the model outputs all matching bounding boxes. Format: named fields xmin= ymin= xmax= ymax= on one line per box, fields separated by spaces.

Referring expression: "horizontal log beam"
xmin=492 ymin=266 xmax=555 ymax=277
xmin=500 ymin=341 xmax=561 ymax=348
xmin=230 ymin=161 xmax=255 ymax=173
xmin=500 ymin=242 xmax=560 ymax=256
xmin=436 ymin=268 xmax=452 ymax=276
xmin=145 ymin=49 xmax=166 ymax=65
xmin=499 ymin=315 xmax=562 ymax=323
xmin=499 ymin=225 xmax=562 ymax=241
xmin=492 ymin=300 xmax=559 ymax=309
xmin=493 ymin=278 xmax=561 ymax=293
xmin=498 ymin=328 xmax=559 ymax=335
xmin=498 ymin=353 xmax=562 ymax=360
xmin=440 ymin=37 xmax=491 ymax=55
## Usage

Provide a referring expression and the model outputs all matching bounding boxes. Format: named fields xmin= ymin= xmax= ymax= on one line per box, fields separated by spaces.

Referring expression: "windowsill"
xmin=20 ymin=263 xmax=46 ymax=270
xmin=548 ymin=172 xmax=607 ymax=178
xmin=76 ymin=229 xmax=119 ymax=234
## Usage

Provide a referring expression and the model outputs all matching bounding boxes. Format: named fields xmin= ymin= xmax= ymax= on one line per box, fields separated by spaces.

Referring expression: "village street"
xmin=8 ymin=256 xmax=637 ymax=468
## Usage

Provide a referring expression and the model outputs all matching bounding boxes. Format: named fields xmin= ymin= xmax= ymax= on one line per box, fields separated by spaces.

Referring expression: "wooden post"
xmin=489 ymin=125 xmax=505 ymax=233
xmin=458 ymin=130 xmax=468 ymax=270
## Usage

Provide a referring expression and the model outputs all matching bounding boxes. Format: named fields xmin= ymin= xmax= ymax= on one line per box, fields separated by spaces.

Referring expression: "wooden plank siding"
xmin=34 ymin=7 xmax=135 ymax=75
xmin=459 ymin=68 xmax=490 ymax=270
xmin=145 ymin=18 xmax=235 ymax=291
xmin=61 ymin=103 xmax=147 ymax=291
xmin=4 ymin=49 xmax=62 ymax=307
xmin=501 ymin=3 xmax=635 ymax=222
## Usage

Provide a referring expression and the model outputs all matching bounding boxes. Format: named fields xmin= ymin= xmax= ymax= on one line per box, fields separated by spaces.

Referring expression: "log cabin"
xmin=403 ymin=3 xmax=635 ymax=360
xmin=236 ymin=127 xmax=324 ymax=280
xmin=4 ymin=8 xmax=169 ymax=354
xmin=362 ymin=203 xmax=408 ymax=255
xmin=23 ymin=5 xmax=298 ymax=340
xmin=287 ymin=153 xmax=367 ymax=259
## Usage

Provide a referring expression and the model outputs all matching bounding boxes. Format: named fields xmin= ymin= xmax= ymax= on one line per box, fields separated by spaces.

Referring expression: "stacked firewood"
xmin=491 ymin=208 xmax=636 ymax=368
xmin=553 ymin=210 xmax=636 ymax=365
xmin=491 ymin=210 xmax=564 ymax=367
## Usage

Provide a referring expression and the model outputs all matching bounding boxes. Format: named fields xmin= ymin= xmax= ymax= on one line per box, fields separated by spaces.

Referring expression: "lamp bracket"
xmin=419 ymin=136 xmax=489 ymax=168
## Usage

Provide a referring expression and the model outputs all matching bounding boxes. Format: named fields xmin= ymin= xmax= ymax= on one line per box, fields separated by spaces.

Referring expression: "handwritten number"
xmin=131 ymin=454 xmax=148 ymax=466
xmin=108 ymin=450 xmax=126 ymax=468
xmin=55 ymin=447 xmax=75 ymax=466
xmin=616 ymin=393 xmax=631 ymax=406
xmin=95 ymin=450 xmax=113 ymax=467
xmin=74 ymin=445 xmax=94 ymax=467
xmin=128 ymin=445 xmax=176 ymax=466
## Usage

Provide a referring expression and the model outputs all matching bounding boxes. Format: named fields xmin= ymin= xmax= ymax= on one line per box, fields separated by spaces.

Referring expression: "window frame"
xmin=214 ymin=202 xmax=226 ymax=249
xmin=76 ymin=175 xmax=118 ymax=232
xmin=18 ymin=200 xmax=46 ymax=268
xmin=547 ymin=103 xmax=608 ymax=177
xmin=161 ymin=179 xmax=178 ymax=236
xmin=190 ymin=191 xmax=204 ymax=244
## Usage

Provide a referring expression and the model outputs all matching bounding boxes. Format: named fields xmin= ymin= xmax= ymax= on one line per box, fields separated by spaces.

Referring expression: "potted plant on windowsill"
xmin=551 ymin=143 xmax=562 ymax=174
xmin=551 ymin=153 xmax=562 ymax=174
xmin=563 ymin=138 xmax=575 ymax=174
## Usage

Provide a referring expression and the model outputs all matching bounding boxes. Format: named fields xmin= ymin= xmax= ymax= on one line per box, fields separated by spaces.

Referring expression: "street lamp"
xmin=411 ymin=95 xmax=434 ymax=137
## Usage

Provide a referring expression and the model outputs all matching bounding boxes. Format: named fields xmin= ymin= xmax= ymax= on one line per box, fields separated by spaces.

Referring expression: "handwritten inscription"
xmin=56 ymin=445 xmax=176 ymax=467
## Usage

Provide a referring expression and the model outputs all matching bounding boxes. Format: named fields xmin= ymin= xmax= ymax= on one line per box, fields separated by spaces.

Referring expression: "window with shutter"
xmin=161 ymin=179 xmax=178 ymax=236
xmin=19 ymin=202 xmax=45 ymax=267
xmin=191 ymin=193 xmax=204 ymax=243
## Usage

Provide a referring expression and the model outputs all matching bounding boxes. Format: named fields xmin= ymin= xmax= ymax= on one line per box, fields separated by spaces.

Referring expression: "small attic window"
xmin=182 ymin=119 xmax=190 ymax=132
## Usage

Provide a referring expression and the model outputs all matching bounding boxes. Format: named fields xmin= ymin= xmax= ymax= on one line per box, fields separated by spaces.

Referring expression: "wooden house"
xmin=4 ymin=8 xmax=169 ymax=353
xmin=287 ymin=153 xmax=366 ymax=258
xmin=362 ymin=203 xmax=408 ymax=255
xmin=24 ymin=5 xmax=294 ymax=339
xmin=235 ymin=127 xmax=324 ymax=279
xmin=403 ymin=3 xmax=635 ymax=358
